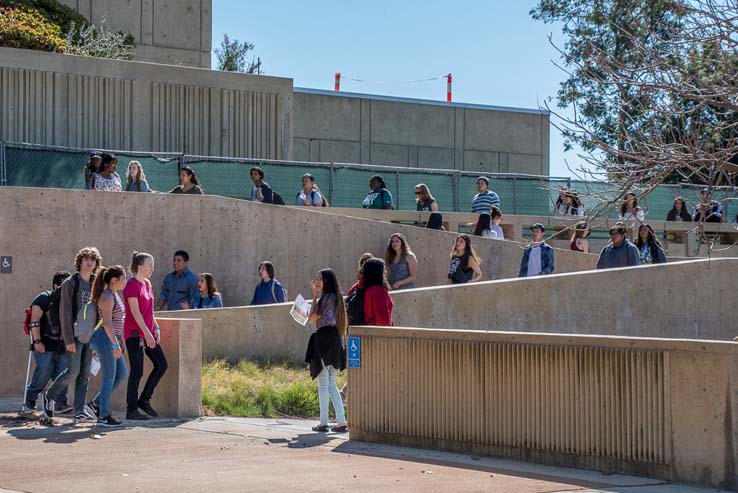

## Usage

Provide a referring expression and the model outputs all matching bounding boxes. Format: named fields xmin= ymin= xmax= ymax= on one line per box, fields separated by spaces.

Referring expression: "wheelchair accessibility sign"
xmin=347 ymin=336 xmax=361 ymax=368
xmin=0 ymin=256 xmax=11 ymax=274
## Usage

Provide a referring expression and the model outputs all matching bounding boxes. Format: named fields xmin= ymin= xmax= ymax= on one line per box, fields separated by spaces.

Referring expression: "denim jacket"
xmin=189 ymin=292 xmax=224 ymax=309
xmin=518 ymin=242 xmax=555 ymax=277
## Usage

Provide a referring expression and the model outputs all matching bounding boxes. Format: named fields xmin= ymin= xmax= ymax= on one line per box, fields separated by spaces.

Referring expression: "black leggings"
xmin=125 ymin=336 xmax=168 ymax=412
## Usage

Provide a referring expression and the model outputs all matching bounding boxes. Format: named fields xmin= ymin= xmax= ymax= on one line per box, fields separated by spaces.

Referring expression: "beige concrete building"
xmin=59 ymin=0 xmax=212 ymax=68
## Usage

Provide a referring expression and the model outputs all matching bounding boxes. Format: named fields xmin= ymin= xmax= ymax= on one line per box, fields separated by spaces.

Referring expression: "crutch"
xmin=20 ymin=333 xmax=34 ymax=415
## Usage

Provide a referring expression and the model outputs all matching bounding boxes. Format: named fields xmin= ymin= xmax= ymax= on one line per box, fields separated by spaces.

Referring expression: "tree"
xmin=215 ymin=34 xmax=262 ymax=74
xmin=532 ymin=0 xmax=738 ymax=249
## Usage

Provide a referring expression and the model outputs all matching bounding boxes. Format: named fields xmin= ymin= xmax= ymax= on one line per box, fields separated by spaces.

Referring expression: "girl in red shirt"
xmin=361 ymin=258 xmax=394 ymax=326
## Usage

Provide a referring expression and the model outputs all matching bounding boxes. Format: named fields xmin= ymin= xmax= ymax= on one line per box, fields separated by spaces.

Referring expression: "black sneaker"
xmin=97 ymin=415 xmax=123 ymax=427
xmin=138 ymin=400 xmax=158 ymax=417
xmin=74 ymin=412 xmax=90 ymax=422
xmin=41 ymin=392 xmax=54 ymax=420
xmin=84 ymin=402 xmax=100 ymax=419
xmin=24 ymin=399 xmax=36 ymax=411
xmin=126 ymin=410 xmax=149 ymax=421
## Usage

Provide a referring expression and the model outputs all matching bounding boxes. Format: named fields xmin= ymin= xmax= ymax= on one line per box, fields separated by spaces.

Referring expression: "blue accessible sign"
xmin=347 ymin=336 xmax=361 ymax=368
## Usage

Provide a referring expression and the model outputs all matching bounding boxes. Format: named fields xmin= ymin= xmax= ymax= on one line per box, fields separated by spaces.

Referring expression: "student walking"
xmin=448 ymin=235 xmax=482 ymax=284
xmin=636 ymin=224 xmax=667 ymax=264
xmin=84 ymin=152 xmax=102 ymax=190
xmin=41 ymin=247 xmax=102 ymax=422
xmin=385 ymin=233 xmax=417 ymax=290
xmin=125 ymin=160 xmax=151 ymax=192
xmin=124 ymin=252 xmax=168 ymax=420
xmin=471 ymin=176 xmax=500 ymax=213
xmin=305 ymin=269 xmax=348 ymax=433
xmin=473 ymin=213 xmax=498 ymax=239
xmin=156 ymin=250 xmax=199 ymax=311
xmin=169 ymin=166 xmax=203 ymax=194
xmin=362 ymin=258 xmax=394 ymax=326
xmin=92 ymin=153 xmax=122 ymax=191
xmin=596 ymin=225 xmax=641 ymax=269
xmin=620 ymin=192 xmax=645 ymax=221
xmin=250 ymin=261 xmax=287 ymax=305
xmin=189 ymin=273 xmax=224 ymax=309
xmin=362 ymin=174 xmax=393 ymax=209
xmin=489 ymin=207 xmax=505 ymax=239
xmin=415 ymin=183 xmax=438 ymax=212
xmin=518 ymin=224 xmax=555 ymax=277
xmin=296 ymin=173 xmax=326 ymax=206
xmin=87 ymin=265 xmax=129 ymax=427
xmin=570 ymin=223 xmax=590 ymax=253
xmin=24 ymin=271 xmax=72 ymax=413
xmin=250 ymin=166 xmax=274 ymax=204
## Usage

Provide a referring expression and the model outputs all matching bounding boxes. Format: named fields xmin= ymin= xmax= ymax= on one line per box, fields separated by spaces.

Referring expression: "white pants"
xmin=317 ymin=365 xmax=346 ymax=426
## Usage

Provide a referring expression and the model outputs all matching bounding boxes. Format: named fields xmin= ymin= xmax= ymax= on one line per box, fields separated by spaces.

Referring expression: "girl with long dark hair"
xmin=620 ymin=192 xmax=645 ymax=221
xmin=473 ymin=213 xmax=497 ymax=239
xmin=123 ymin=252 xmax=168 ymax=420
xmin=570 ymin=222 xmax=590 ymax=253
xmin=169 ymin=166 xmax=203 ymax=194
xmin=636 ymin=224 xmax=667 ymax=264
xmin=384 ymin=233 xmax=417 ymax=290
xmin=305 ymin=269 xmax=348 ymax=433
xmin=666 ymin=197 xmax=692 ymax=222
xmin=362 ymin=258 xmax=394 ymax=326
xmin=448 ymin=234 xmax=482 ymax=284
xmin=87 ymin=265 xmax=128 ymax=426
xmin=189 ymin=273 xmax=224 ymax=309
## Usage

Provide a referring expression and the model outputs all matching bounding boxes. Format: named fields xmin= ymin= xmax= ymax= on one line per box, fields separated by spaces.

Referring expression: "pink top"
xmin=123 ymin=277 xmax=155 ymax=340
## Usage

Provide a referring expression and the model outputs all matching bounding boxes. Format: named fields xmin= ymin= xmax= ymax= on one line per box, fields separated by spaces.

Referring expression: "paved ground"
xmin=0 ymin=399 xmax=728 ymax=493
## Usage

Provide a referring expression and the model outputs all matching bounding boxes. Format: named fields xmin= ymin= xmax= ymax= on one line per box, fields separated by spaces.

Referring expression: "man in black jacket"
xmin=596 ymin=225 xmax=640 ymax=269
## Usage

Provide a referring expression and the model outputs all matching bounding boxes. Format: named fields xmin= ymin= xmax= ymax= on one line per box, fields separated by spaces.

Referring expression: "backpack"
xmin=345 ymin=286 xmax=366 ymax=326
xmin=48 ymin=276 xmax=79 ymax=332
xmin=295 ymin=189 xmax=329 ymax=207
xmin=23 ymin=306 xmax=32 ymax=335
xmin=74 ymin=302 xmax=102 ymax=344
xmin=271 ymin=280 xmax=289 ymax=303
xmin=272 ymin=192 xmax=285 ymax=205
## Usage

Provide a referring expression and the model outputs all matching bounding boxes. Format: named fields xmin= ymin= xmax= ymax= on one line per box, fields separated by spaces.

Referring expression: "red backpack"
xmin=23 ymin=306 xmax=32 ymax=335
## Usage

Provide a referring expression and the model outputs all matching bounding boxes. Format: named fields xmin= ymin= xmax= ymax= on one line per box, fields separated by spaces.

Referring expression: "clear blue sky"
xmin=212 ymin=0 xmax=585 ymax=178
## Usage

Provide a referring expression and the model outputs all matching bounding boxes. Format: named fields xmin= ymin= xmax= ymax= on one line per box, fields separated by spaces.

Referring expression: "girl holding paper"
xmin=304 ymin=269 xmax=348 ymax=433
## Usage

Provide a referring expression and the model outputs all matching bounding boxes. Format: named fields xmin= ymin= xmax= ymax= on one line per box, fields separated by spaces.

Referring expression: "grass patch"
xmin=202 ymin=357 xmax=347 ymax=418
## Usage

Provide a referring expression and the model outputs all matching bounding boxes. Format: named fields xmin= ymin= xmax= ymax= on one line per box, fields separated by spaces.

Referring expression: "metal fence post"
xmin=328 ymin=162 xmax=335 ymax=206
xmin=512 ymin=176 xmax=517 ymax=214
xmin=453 ymin=171 xmax=460 ymax=212
xmin=395 ymin=170 xmax=401 ymax=210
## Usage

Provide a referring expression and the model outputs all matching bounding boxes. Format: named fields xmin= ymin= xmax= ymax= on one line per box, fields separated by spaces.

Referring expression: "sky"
xmin=212 ymin=0 xmax=586 ymax=178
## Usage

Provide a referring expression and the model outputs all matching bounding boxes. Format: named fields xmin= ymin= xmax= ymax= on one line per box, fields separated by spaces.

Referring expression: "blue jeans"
xmin=26 ymin=350 xmax=68 ymax=405
xmin=46 ymin=341 xmax=93 ymax=415
xmin=89 ymin=330 xmax=129 ymax=418
xmin=317 ymin=365 xmax=346 ymax=426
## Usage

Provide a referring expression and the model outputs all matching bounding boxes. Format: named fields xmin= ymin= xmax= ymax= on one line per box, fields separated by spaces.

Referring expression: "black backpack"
xmin=272 ymin=192 xmax=285 ymax=205
xmin=345 ymin=286 xmax=366 ymax=326
xmin=48 ymin=274 xmax=83 ymax=331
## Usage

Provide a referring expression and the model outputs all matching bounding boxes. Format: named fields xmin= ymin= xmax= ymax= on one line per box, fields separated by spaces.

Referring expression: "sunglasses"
xmin=415 ymin=191 xmax=421 ymax=194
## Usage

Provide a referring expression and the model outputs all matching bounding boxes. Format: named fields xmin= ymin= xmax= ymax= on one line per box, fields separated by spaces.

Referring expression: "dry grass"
xmin=202 ymin=357 xmax=347 ymax=418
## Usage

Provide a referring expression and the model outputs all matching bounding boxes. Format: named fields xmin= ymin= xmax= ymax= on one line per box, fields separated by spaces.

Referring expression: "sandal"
xmin=331 ymin=424 xmax=348 ymax=433
xmin=312 ymin=424 xmax=329 ymax=432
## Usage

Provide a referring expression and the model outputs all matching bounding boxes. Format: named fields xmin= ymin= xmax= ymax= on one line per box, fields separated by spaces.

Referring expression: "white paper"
xmin=289 ymin=294 xmax=311 ymax=326
xmin=90 ymin=355 xmax=101 ymax=376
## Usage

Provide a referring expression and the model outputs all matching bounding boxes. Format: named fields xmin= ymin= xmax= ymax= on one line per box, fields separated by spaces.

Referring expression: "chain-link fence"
xmin=1 ymin=140 xmax=735 ymax=220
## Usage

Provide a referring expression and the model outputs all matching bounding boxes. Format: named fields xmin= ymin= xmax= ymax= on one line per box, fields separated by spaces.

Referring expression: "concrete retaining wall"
xmin=348 ymin=326 xmax=738 ymax=490
xmin=294 ymin=88 xmax=550 ymax=175
xmin=0 ymin=47 xmax=291 ymax=158
xmin=0 ymin=186 xmax=595 ymax=395
xmin=59 ymin=0 xmax=212 ymax=68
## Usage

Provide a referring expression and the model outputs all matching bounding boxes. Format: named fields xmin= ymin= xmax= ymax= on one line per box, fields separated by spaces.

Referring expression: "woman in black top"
xmin=415 ymin=183 xmax=438 ymax=212
xmin=169 ymin=166 xmax=203 ymax=194
xmin=636 ymin=224 xmax=667 ymax=264
xmin=426 ymin=212 xmax=445 ymax=230
xmin=448 ymin=234 xmax=482 ymax=284
xmin=666 ymin=197 xmax=692 ymax=222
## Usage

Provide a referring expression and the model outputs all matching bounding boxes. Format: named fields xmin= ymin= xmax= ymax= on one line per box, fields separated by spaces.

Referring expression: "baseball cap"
xmin=530 ymin=223 xmax=545 ymax=232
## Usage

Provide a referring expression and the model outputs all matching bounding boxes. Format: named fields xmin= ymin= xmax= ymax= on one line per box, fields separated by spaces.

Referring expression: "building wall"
xmin=293 ymin=88 xmax=550 ymax=176
xmin=59 ymin=0 xmax=212 ymax=68
xmin=0 ymin=47 xmax=292 ymax=159
xmin=0 ymin=186 xmax=595 ymax=396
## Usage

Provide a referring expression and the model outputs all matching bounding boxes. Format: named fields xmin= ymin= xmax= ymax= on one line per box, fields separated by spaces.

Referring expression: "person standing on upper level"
xmin=385 ymin=233 xmax=417 ymax=290
xmin=471 ymin=176 xmax=500 ymax=214
xmin=92 ymin=153 xmax=122 ymax=192
xmin=169 ymin=166 xmax=203 ymax=195
xmin=250 ymin=167 xmax=274 ymax=204
xmin=415 ymin=183 xmax=439 ymax=212
xmin=596 ymin=224 xmax=641 ymax=269
xmin=518 ymin=224 xmax=555 ymax=277
xmin=362 ymin=175 xmax=393 ymax=210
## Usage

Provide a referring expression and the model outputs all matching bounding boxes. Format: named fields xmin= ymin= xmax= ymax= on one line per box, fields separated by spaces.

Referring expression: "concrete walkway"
xmin=0 ymin=399 xmax=727 ymax=493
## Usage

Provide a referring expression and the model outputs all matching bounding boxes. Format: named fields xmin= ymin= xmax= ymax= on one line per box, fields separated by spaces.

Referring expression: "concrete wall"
xmin=348 ymin=326 xmax=738 ymax=490
xmin=293 ymin=88 xmax=550 ymax=175
xmin=0 ymin=186 xmax=595 ymax=396
xmin=0 ymin=47 xmax=291 ymax=159
xmin=59 ymin=0 xmax=212 ymax=68
xmin=389 ymin=258 xmax=737 ymax=341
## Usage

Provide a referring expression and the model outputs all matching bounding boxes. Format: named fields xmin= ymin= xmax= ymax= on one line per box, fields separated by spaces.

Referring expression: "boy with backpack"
xmin=41 ymin=247 xmax=102 ymax=422
xmin=250 ymin=166 xmax=285 ymax=205
xmin=23 ymin=271 xmax=72 ymax=412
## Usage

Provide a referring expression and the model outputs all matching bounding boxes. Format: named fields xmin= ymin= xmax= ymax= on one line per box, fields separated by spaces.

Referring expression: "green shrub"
xmin=0 ymin=5 xmax=65 ymax=51
xmin=64 ymin=21 xmax=133 ymax=60
xmin=202 ymin=358 xmax=347 ymax=419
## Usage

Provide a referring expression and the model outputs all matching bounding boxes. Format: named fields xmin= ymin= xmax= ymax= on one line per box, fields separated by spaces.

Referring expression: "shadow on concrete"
xmin=278 ymin=431 xmax=344 ymax=449
xmin=328 ymin=440 xmax=666 ymax=492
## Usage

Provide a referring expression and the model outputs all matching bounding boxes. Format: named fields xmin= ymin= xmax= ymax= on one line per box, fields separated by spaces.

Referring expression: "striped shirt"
xmin=471 ymin=191 xmax=501 ymax=213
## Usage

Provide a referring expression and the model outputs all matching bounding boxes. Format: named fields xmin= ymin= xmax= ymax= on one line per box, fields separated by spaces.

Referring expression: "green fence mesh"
xmin=2 ymin=141 xmax=736 ymax=220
